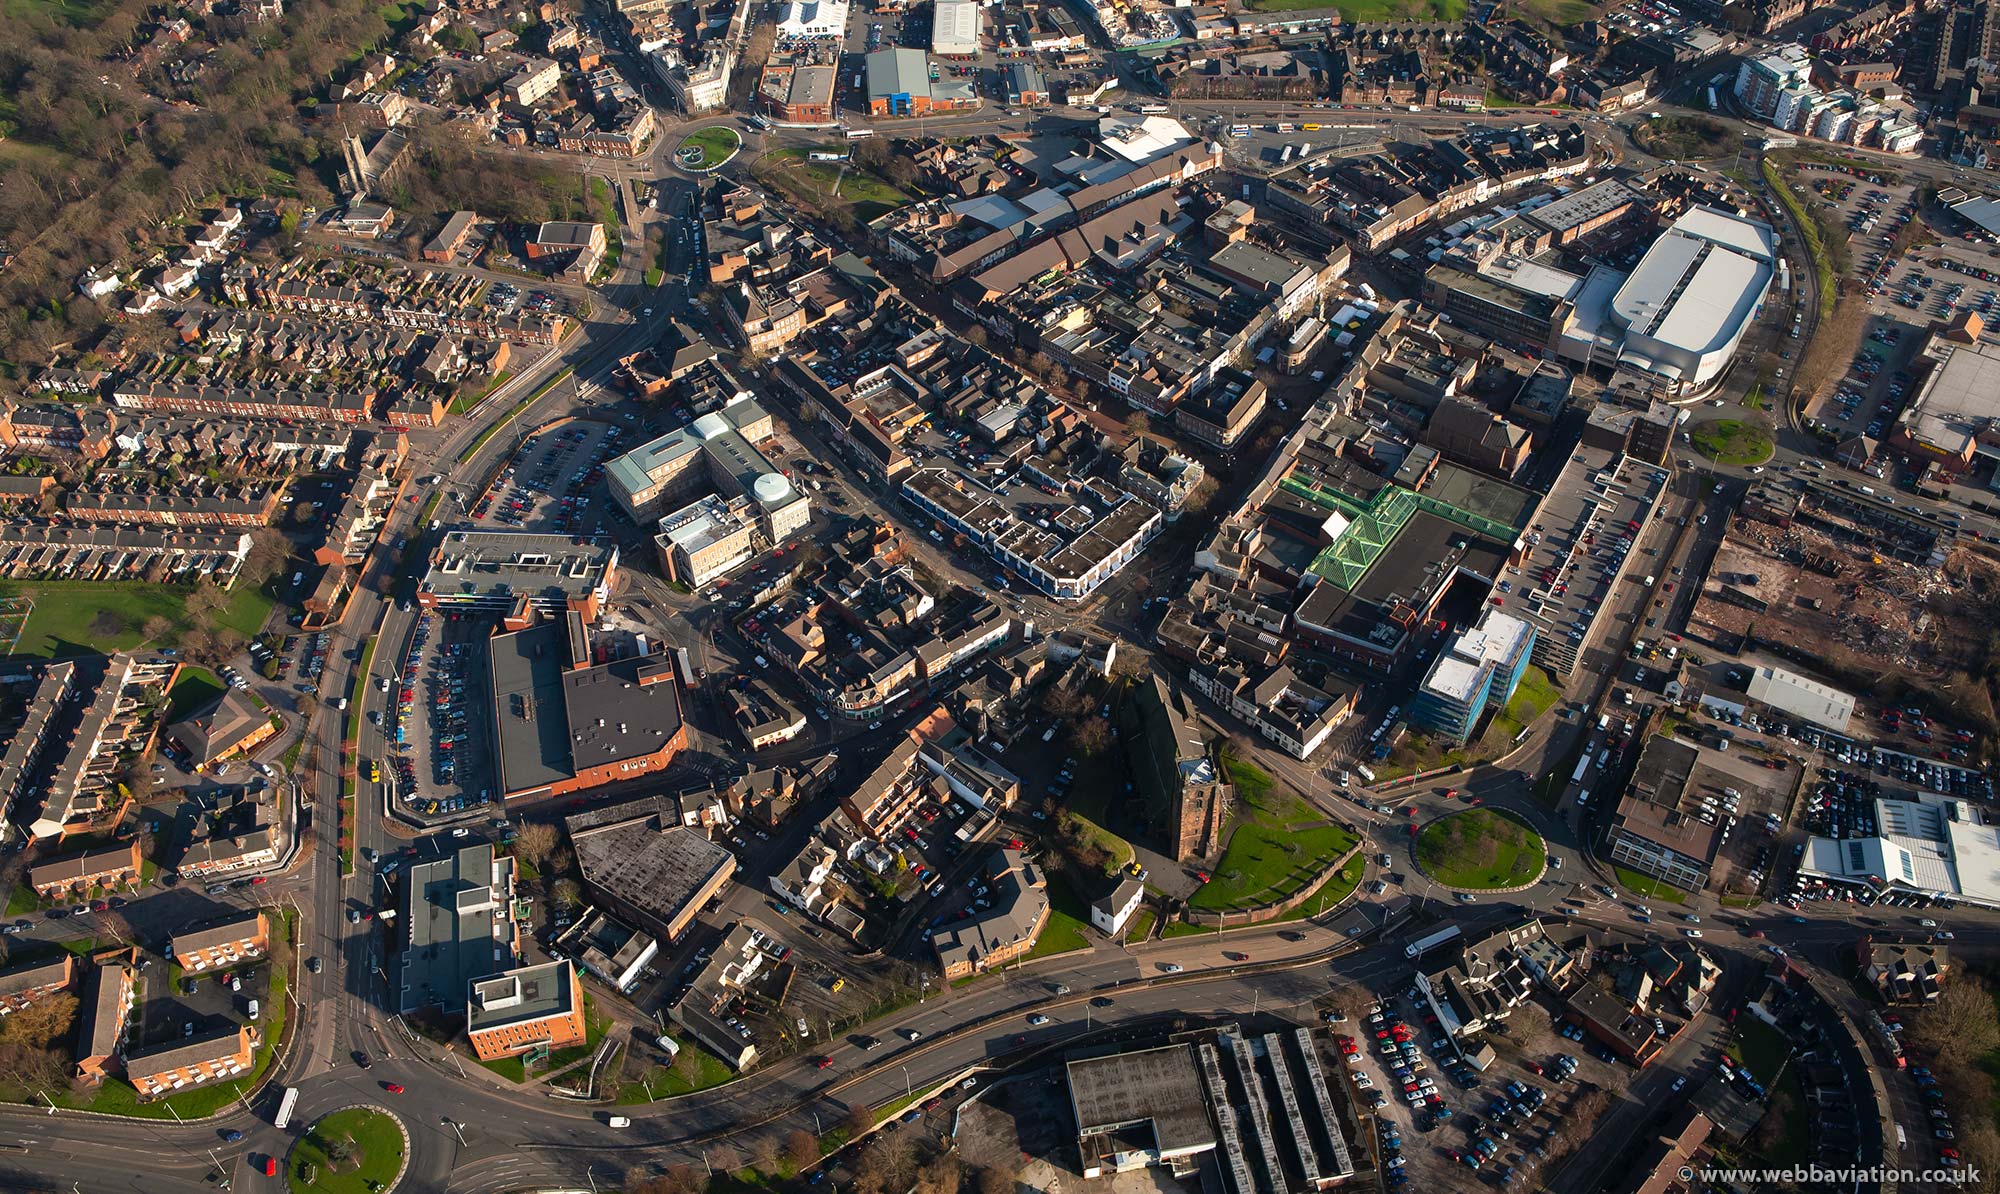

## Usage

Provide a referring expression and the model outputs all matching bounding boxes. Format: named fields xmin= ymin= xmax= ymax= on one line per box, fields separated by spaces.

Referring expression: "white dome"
xmin=753 ymin=473 xmax=793 ymax=504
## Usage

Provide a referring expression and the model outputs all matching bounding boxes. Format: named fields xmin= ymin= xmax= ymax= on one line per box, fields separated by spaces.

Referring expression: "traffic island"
xmin=287 ymin=1105 xmax=408 ymax=1194
xmin=1688 ymin=418 xmax=1775 ymax=466
xmin=675 ymin=127 xmax=742 ymax=173
xmin=1413 ymin=808 xmax=1546 ymax=891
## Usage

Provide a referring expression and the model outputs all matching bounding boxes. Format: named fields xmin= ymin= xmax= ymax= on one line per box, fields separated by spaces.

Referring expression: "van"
xmin=1041 ymin=724 xmax=1058 ymax=743
xmin=1355 ymin=764 xmax=1377 ymax=782
xmin=607 ymin=1116 xmax=632 ymax=1128
xmin=1597 ymin=714 xmax=1611 ymax=731
xmin=754 ymin=655 xmax=769 ymax=669
xmin=247 ymin=999 xmax=261 ymax=1021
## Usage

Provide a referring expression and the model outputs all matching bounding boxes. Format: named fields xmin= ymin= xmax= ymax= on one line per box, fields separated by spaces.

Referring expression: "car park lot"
xmin=144 ymin=953 xmax=271 ymax=1051
xmin=385 ymin=607 xmax=498 ymax=819
xmin=469 ymin=419 xmax=625 ymax=534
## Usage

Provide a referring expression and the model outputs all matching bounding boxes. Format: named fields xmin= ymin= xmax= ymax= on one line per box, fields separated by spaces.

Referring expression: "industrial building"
xmin=932 ymin=0 xmax=981 ymax=55
xmin=1743 ymin=663 xmax=1855 ymax=733
xmin=1066 ymin=1026 xmax=1356 ymax=1189
xmin=1799 ymin=792 xmax=2000 ymax=909
xmin=567 ymin=797 xmax=737 ymax=944
xmin=1893 ymin=334 xmax=2000 ymax=470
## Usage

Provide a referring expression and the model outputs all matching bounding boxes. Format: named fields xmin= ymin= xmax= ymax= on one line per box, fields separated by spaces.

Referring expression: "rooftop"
xmin=568 ymin=803 xmax=736 ymax=933
xmin=468 ymin=958 xmax=579 ymax=1035
xmin=1067 ymin=1043 xmax=1216 ymax=1156
xmin=399 ymin=841 xmax=516 ymax=1013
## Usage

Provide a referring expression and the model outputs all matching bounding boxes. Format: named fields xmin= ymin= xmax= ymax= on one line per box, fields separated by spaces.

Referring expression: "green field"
xmin=1415 ymin=809 xmax=1544 ymax=889
xmin=1124 ymin=907 xmax=1157 ymax=945
xmin=1488 ymin=666 xmax=1561 ymax=745
xmin=1689 ymin=419 xmax=1775 ymax=466
xmin=288 ymin=1108 xmax=404 ymax=1194
xmin=1024 ymin=875 xmax=1092 ymax=960
xmin=167 ymin=667 xmax=227 ymax=722
xmin=1277 ymin=854 xmax=1366 ymax=922
xmin=616 ymin=1032 xmax=736 ymax=1104
xmin=1191 ymin=761 xmax=1357 ymax=912
xmin=1615 ymin=864 xmax=1689 ymax=904
xmin=0 ymin=580 xmax=274 ymax=659
xmin=758 ymin=149 xmax=912 ymax=223
xmin=677 ymin=127 xmax=743 ymax=170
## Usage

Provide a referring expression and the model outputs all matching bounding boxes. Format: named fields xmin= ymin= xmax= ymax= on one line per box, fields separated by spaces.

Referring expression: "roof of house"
xmin=171 ymin=909 xmax=269 ymax=958
xmin=125 ymin=1023 xmax=248 ymax=1076
xmin=169 ymin=689 xmax=270 ymax=762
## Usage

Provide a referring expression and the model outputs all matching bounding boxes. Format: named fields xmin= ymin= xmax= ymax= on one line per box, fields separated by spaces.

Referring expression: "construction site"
xmin=1687 ymin=479 xmax=2000 ymax=718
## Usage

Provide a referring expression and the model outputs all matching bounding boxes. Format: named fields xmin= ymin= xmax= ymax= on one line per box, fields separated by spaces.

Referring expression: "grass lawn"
xmin=616 ymin=1035 xmax=735 ymax=1104
xmin=446 ymin=370 xmax=512 ymax=416
xmin=0 ymin=580 xmax=275 ymax=659
xmin=1124 ymin=907 xmax=1157 ymax=945
xmin=1193 ymin=755 xmax=1356 ymax=911
xmin=1765 ymin=160 xmax=1837 ymax=322
xmin=678 ymin=127 xmax=742 ymax=170
xmin=1415 ymin=809 xmax=1544 ymax=889
xmin=4 ymin=884 xmax=39 ymax=916
xmin=1727 ymin=1014 xmax=1793 ymax=1084
xmin=479 ymin=1053 xmax=528 ymax=1083
xmin=1490 ymin=667 xmax=1560 ymax=743
xmin=1023 ymin=874 xmax=1092 ymax=960
xmin=287 ymin=1107 xmax=404 ymax=1194
xmin=1277 ymin=854 xmax=1366 ymax=922
xmin=1614 ymin=864 xmax=1689 ymax=904
xmin=1160 ymin=919 xmax=1214 ymax=939
xmin=167 ymin=667 xmax=227 ymax=722
xmin=1689 ymin=419 xmax=1775 ymax=466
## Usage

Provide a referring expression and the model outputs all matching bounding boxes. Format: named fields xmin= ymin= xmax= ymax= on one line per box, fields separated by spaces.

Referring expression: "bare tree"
xmin=841 ymin=1104 xmax=874 ymax=1141
xmin=782 ymin=1129 xmax=820 ymax=1173
xmin=511 ymin=822 xmax=558 ymax=871
xmin=630 ymin=1165 xmax=706 ymax=1194
xmin=975 ymin=1165 xmax=1017 ymax=1194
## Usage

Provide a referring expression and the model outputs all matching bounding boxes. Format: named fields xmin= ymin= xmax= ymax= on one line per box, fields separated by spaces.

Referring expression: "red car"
xmin=385 ymin=1083 xmax=404 ymax=1094
xmin=263 ymin=1158 xmax=278 ymax=1177
xmin=816 ymin=1056 xmax=834 ymax=1069
xmin=1443 ymin=788 xmax=1458 ymax=800
xmin=1194 ymin=870 xmax=1211 ymax=883
xmin=1007 ymin=838 xmax=1024 ymax=849
xmin=250 ymin=876 xmax=267 ymax=885
xmin=1525 ymin=1061 xmax=1544 ymax=1075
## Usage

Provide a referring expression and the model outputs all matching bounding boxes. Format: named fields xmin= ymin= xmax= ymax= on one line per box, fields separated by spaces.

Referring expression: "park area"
xmin=752 ymin=148 xmax=912 ymax=227
xmin=675 ymin=127 xmax=741 ymax=171
xmin=1689 ymin=419 xmax=1775 ymax=466
xmin=1188 ymin=755 xmax=1358 ymax=913
xmin=1415 ymin=809 xmax=1545 ymax=889
xmin=288 ymin=1108 xmax=405 ymax=1194
xmin=0 ymin=580 xmax=274 ymax=660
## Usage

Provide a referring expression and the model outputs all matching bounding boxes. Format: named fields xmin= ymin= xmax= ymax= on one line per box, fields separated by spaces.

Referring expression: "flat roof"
xmin=469 ymin=958 xmax=578 ymax=1034
xmin=489 ymin=622 xmax=575 ymax=794
xmin=1906 ymin=339 xmax=2000 ymax=456
xmin=1745 ymin=664 xmax=1854 ymax=732
xmin=1067 ymin=1043 xmax=1216 ymax=1155
xmin=866 ymin=47 xmax=929 ymax=100
xmin=569 ymin=804 xmax=736 ymax=933
xmin=1526 ymin=179 xmax=1642 ymax=234
xmin=421 ymin=532 xmax=615 ymax=606
xmin=400 ymin=842 xmax=514 ymax=1012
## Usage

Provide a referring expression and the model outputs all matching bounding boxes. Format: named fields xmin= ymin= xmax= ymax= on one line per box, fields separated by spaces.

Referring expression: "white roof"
xmin=1670 ymin=206 xmax=1777 ymax=262
xmin=1745 ymin=663 xmax=1854 ymax=732
xmin=932 ymin=0 xmax=981 ymax=53
xmin=1649 ymin=248 xmax=1763 ymax=355
xmin=1799 ymin=794 xmax=2000 ymax=909
xmin=1422 ymin=655 xmax=1488 ymax=704
xmin=1096 ymin=114 xmax=1195 ymax=163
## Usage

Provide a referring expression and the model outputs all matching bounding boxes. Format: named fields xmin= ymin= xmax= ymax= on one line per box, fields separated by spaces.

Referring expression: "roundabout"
xmin=1413 ymin=807 xmax=1547 ymax=891
xmin=287 ymin=1105 xmax=408 ymax=1194
xmin=675 ymin=126 xmax=743 ymax=172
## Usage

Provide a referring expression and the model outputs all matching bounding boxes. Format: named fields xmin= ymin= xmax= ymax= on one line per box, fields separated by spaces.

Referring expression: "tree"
xmin=672 ymin=1040 xmax=705 ymax=1087
xmin=551 ymin=878 xmax=582 ymax=908
xmin=782 ymin=1129 xmax=820 ymax=1174
xmin=239 ymin=528 xmax=290 ymax=591
xmin=841 ymin=1104 xmax=874 ymax=1142
xmin=914 ymin=1155 xmax=962 ymax=1194
xmin=512 ymin=822 xmax=558 ymax=871
xmin=974 ymin=1165 xmax=1017 ymax=1194
xmin=1125 ymin=412 xmax=1150 ymax=439
xmin=745 ymin=1132 xmax=778 ymax=1175
xmin=1070 ymin=716 xmax=1112 ymax=757
xmin=631 ymin=1165 xmax=706 ymax=1194
xmin=0 ymin=994 xmax=77 ymax=1051
xmin=141 ymin=615 xmax=174 ymax=645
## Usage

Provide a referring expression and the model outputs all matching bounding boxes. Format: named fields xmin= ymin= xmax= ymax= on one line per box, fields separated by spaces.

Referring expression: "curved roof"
xmin=753 ymin=472 xmax=792 ymax=504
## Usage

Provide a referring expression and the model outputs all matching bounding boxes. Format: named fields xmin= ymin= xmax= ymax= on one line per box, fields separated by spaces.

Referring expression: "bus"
xmin=273 ymin=1086 xmax=299 ymax=1130
xmin=1138 ymin=103 xmax=1169 ymax=114
xmin=843 ymin=126 xmax=875 ymax=140
xmin=1228 ymin=124 xmax=1251 ymax=138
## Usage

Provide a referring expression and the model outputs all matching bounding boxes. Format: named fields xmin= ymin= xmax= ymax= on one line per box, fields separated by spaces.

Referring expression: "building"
xmin=557 ymin=909 xmax=660 ymax=994
xmin=933 ymin=0 xmax=981 ymax=55
xmin=466 ymin=959 xmax=588 ymax=1061
xmin=424 ymin=211 xmax=480 ymax=263
xmin=167 ymin=689 xmax=277 ymax=768
xmin=1562 ymin=207 xmax=1777 ymax=396
xmin=169 ymin=910 xmax=270 ymax=973
xmin=29 ymin=841 xmax=141 ymax=898
xmin=126 ymin=1025 xmax=254 ymax=1098
xmin=416 ymin=532 xmax=619 ymax=622
xmin=931 ymin=846 xmax=1050 ymax=979
xmin=487 ymin=616 xmax=688 ymax=802
xmin=1410 ymin=610 xmax=1536 ymax=745
xmin=1129 ymin=674 xmax=1229 ymax=862
xmin=1858 ymin=938 xmax=1949 ymax=1003
xmin=1175 ymin=369 xmax=1268 ymax=452
xmin=1415 ymin=921 xmax=1542 ymax=1040
xmin=1068 ymin=1028 xmax=1355 ymax=1185
xmin=1893 ymin=336 xmax=2000 ymax=471
xmin=757 ymin=63 xmax=836 ymax=123
xmin=1734 ymin=45 xmax=1812 ymax=118
xmin=1068 ymin=1044 xmax=1217 ymax=1178
xmin=867 ymin=48 xmax=935 ymax=116
xmin=605 ymin=395 xmax=811 ymax=552
xmin=176 ymin=825 xmax=279 ymax=880
xmin=1618 ymin=1107 xmax=1715 ymax=1194
xmin=568 ymin=799 xmax=737 ymax=943
xmin=1003 ymin=62 xmax=1048 ymax=105
xmin=504 ymin=58 xmax=564 ymax=106
xmin=529 ymin=221 xmax=607 ymax=282
xmin=1090 ymin=878 xmax=1144 ymax=936
xmin=0 ymin=663 xmax=76 ymax=841
xmin=75 ymin=958 xmax=138 ymax=1083
xmin=776 ymin=0 xmax=849 ymax=38
xmin=1799 ymin=792 xmax=2000 ymax=910
xmin=666 ymin=922 xmax=775 ymax=1070
xmin=397 ymin=841 xmax=522 ymax=1013
xmin=1605 ymin=736 xmax=1722 ymax=893
xmin=29 ymin=651 xmax=181 ymax=840
xmin=1744 ymin=663 xmax=1855 ymax=732
xmin=1185 ymin=664 xmax=1356 ymax=760
xmin=0 ymin=955 xmax=73 ymax=1016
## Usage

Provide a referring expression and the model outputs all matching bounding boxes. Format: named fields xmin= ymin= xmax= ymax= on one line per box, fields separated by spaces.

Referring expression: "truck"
xmin=1404 ymin=924 xmax=1463 ymax=959
xmin=1571 ymin=754 xmax=1590 ymax=784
